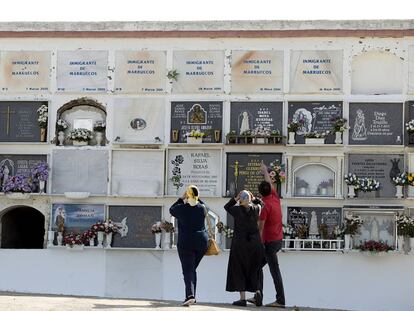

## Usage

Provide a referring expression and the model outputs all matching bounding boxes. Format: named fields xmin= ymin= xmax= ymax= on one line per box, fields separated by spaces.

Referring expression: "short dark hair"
xmin=258 ymin=181 xmax=271 ymax=197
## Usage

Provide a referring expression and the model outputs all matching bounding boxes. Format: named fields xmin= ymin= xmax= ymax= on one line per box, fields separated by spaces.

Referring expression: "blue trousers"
xmin=177 ymin=247 xmax=205 ymax=299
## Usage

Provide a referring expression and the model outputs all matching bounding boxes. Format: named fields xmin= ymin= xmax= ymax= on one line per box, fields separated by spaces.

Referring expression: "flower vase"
xmin=155 ymin=232 xmax=161 ymax=249
xmin=57 ymin=232 xmax=63 ymax=246
xmin=348 ymin=185 xmax=356 ymax=198
xmin=187 ymin=136 xmax=202 ymax=144
xmin=215 ymin=232 xmax=222 ymax=248
xmin=397 ymin=235 xmax=404 ymax=252
xmin=89 ymin=238 xmax=95 ymax=247
xmin=288 ymin=132 xmax=295 ymax=145
xmin=335 ymin=131 xmax=342 ymax=144
xmin=57 ymin=131 xmax=65 ymax=146
xmin=163 ymin=232 xmax=171 ymax=249
xmin=344 ymin=234 xmax=352 ymax=250
xmin=320 ymin=188 xmax=328 ymax=196
xmin=97 ymin=231 xmax=104 ymax=247
xmin=95 ymin=132 xmax=103 ymax=146
xmin=172 ymin=130 xmax=179 ymax=143
xmin=47 ymin=231 xmax=54 ymax=247
xmin=395 ymin=185 xmax=404 ymax=198
xmin=294 ymin=237 xmax=300 ymax=249
xmin=284 ymin=235 xmax=291 ymax=249
xmin=40 ymin=127 xmax=47 ymax=142
xmin=73 ymin=140 xmax=88 ymax=146
xmin=410 ymin=237 xmax=414 ymax=253
xmin=39 ymin=180 xmax=46 ymax=194
xmin=105 ymin=232 xmax=113 ymax=248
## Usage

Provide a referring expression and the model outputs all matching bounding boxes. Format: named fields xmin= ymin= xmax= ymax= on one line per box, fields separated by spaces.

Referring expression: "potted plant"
xmin=396 ymin=214 xmax=410 ymax=252
xmin=37 ymin=104 xmax=48 ymax=142
xmin=104 ymin=219 xmax=119 ymax=248
xmin=31 ymin=161 xmax=49 ymax=194
xmin=93 ymin=121 xmax=106 ymax=146
xmin=356 ymin=240 xmax=394 ymax=254
xmin=269 ymin=129 xmax=282 ymax=144
xmin=304 ymin=131 xmax=328 ymax=145
xmin=151 ymin=222 xmax=162 ymax=249
xmin=161 ymin=220 xmax=175 ymax=249
xmin=56 ymin=119 xmax=69 ymax=146
xmin=358 ymin=177 xmax=380 ymax=198
xmin=225 ymin=130 xmax=237 ymax=144
xmin=296 ymin=224 xmax=309 ymax=249
xmin=331 ymin=116 xmax=347 ymax=144
xmin=287 ymin=120 xmax=301 ymax=145
xmin=82 ymin=230 xmax=96 ymax=247
xmin=91 ymin=221 xmax=106 ymax=247
xmin=344 ymin=173 xmax=360 ymax=198
xmin=239 ymin=129 xmax=253 ymax=144
xmin=64 ymin=233 xmax=85 ymax=250
xmin=392 ymin=172 xmax=407 ymax=198
xmin=252 ymin=125 xmax=269 ymax=144
xmin=186 ymin=129 xmax=204 ymax=144
xmin=2 ymin=174 xmax=34 ymax=199
xmin=343 ymin=213 xmax=364 ymax=250
xmin=283 ymin=224 xmax=294 ymax=248
xmin=406 ymin=119 xmax=414 ymax=144
xmin=68 ymin=128 xmax=93 ymax=146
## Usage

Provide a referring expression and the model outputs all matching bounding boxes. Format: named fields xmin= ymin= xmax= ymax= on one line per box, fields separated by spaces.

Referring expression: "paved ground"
xmin=0 ymin=292 xmax=349 ymax=311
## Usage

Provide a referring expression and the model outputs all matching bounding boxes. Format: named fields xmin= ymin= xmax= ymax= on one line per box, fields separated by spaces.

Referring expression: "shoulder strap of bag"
xmin=202 ymin=204 xmax=214 ymax=239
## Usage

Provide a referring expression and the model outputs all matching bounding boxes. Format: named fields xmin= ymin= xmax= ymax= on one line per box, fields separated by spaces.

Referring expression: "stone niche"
xmin=56 ymin=97 xmax=107 ymax=146
xmin=352 ymin=50 xmax=403 ymax=95
xmin=51 ymin=149 xmax=108 ymax=195
xmin=111 ymin=150 xmax=164 ymax=197
xmin=407 ymin=153 xmax=414 ymax=197
xmin=286 ymin=154 xmax=343 ymax=198
xmin=113 ymin=98 xmax=165 ymax=144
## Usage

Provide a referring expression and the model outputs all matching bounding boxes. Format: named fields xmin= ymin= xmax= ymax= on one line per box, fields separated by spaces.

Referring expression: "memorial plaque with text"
xmin=51 ymin=150 xmax=108 ymax=195
xmin=288 ymin=101 xmax=342 ymax=144
xmin=115 ymin=51 xmax=166 ymax=93
xmin=167 ymin=149 xmax=222 ymax=197
xmin=290 ymin=50 xmax=342 ymax=93
xmin=57 ymin=51 xmax=108 ymax=92
xmin=172 ymin=51 xmax=224 ymax=93
xmin=0 ymin=51 xmax=50 ymax=93
xmin=405 ymin=101 xmax=414 ymax=144
xmin=231 ymin=50 xmax=283 ymax=93
xmin=287 ymin=207 xmax=342 ymax=235
xmin=0 ymin=101 xmax=46 ymax=142
xmin=349 ymin=102 xmax=403 ymax=145
xmin=0 ymin=154 xmax=47 ymax=179
xmin=348 ymin=154 xmax=404 ymax=198
xmin=230 ymin=102 xmax=283 ymax=135
xmin=226 ymin=153 xmax=283 ymax=197
xmin=109 ymin=205 xmax=162 ymax=248
xmin=170 ymin=101 xmax=223 ymax=143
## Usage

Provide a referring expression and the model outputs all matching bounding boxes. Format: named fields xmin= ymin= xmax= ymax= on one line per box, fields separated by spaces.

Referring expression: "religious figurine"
xmin=2 ymin=165 xmax=9 ymax=186
xmin=389 ymin=158 xmax=401 ymax=180
xmin=370 ymin=217 xmax=380 ymax=241
xmin=308 ymin=211 xmax=319 ymax=238
xmin=55 ymin=206 xmax=66 ymax=233
xmin=240 ymin=111 xmax=250 ymax=134
xmin=188 ymin=104 xmax=206 ymax=124
xmin=292 ymin=108 xmax=312 ymax=135
xmin=352 ymin=109 xmax=367 ymax=141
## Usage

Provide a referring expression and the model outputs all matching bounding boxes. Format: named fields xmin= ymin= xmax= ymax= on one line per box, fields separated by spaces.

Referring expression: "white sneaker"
xmin=181 ymin=296 xmax=196 ymax=306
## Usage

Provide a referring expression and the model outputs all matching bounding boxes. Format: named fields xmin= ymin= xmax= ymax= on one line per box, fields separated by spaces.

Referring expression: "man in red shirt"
xmin=255 ymin=162 xmax=285 ymax=308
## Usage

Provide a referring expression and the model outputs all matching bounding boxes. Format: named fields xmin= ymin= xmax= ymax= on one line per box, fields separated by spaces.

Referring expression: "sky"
xmin=0 ymin=0 xmax=412 ymax=21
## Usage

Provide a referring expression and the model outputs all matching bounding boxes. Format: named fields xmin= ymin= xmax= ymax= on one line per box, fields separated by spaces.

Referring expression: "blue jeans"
xmin=177 ymin=247 xmax=206 ymax=299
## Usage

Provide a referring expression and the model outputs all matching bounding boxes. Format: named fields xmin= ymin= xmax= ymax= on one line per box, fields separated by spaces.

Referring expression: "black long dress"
xmin=224 ymin=198 xmax=264 ymax=292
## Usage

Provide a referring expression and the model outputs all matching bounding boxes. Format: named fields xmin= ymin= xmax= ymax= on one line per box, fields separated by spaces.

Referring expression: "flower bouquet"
xmin=343 ymin=214 xmax=364 ymax=235
xmin=268 ymin=159 xmax=286 ymax=184
xmin=186 ymin=129 xmax=204 ymax=143
xmin=406 ymin=120 xmax=414 ymax=134
xmin=64 ymin=233 xmax=85 ymax=248
xmin=358 ymin=178 xmax=380 ymax=192
xmin=287 ymin=120 xmax=302 ymax=133
xmin=161 ymin=220 xmax=175 ymax=233
xmin=37 ymin=104 xmax=48 ymax=129
xmin=3 ymin=174 xmax=34 ymax=194
xmin=151 ymin=222 xmax=162 ymax=234
xmin=81 ymin=230 xmax=96 ymax=246
xmin=356 ymin=240 xmax=394 ymax=253
xmin=396 ymin=214 xmax=411 ymax=237
xmin=331 ymin=116 xmax=348 ymax=133
xmin=104 ymin=219 xmax=119 ymax=234
xmin=93 ymin=120 xmax=106 ymax=132
xmin=68 ymin=128 xmax=93 ymax=145
xmin=304 ymin=131 xmax=329 ymax=144
xmin=283 ymin=224 xmax=294 ymax=237
xmin=56 ymin=119 xmax=69 ymax=132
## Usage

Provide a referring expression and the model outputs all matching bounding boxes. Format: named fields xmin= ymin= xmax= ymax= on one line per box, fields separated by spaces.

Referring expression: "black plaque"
xmin=108 ymin=205 xmax=162 ymax=248
xmin=226 ymin=153 xmax=283 ymax=197
xmin=348 ymin=154 xmax=404 ymax=198
xmin=288 ymin=101 xmax=342 ymax=144
xmin=405 ymin=101 xmax=414 ymax=144
xmin=287 ymin=206 xmax=342 ymax=234
xmin=349 ymin=102 xmax=403 ymax=145
xmin=170 ymin=101 xmax=223 ymax=143
xmin=0 ymin=154 xmax=47 ymax=176
xmin=0 ymin=101 xmax=46 ymax=142
xmin=230 ymin=102 xmax=283 ymax=134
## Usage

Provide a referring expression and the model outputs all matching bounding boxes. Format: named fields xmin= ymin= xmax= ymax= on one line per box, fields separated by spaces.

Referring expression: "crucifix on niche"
xmin=0 ymin=105 xmax=16 ymax=136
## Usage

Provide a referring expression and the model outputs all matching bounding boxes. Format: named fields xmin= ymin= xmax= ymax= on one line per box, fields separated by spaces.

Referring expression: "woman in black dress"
xmin=224 ymin=190 xmax=264 ymax=307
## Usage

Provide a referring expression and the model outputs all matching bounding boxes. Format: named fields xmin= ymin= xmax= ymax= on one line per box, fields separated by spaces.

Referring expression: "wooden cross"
xmin=0 ymin=105 xmax=16 ymax=135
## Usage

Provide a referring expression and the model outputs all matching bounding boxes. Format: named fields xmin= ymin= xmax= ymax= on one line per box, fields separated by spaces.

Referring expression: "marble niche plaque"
xmin=0 ymin=101 xmax=46 ymax=142
xmin=111 ymin=150 xmax=164 ymax=196
xmin=170 ymin=101 xmax=223 ymax=143
xmin=407 ymin=47 xmax=414 ymax=94
xmin=167 ymin=149 xmax=222 ymax=197
xmin=0 ymin=51 xmax=50 ymax=93
xmin=348 ymin=154 xmax=404 ymax=198
xmin=57 ymin=50 xmax=108 ymax=92
xmin=290 ymin=50 xmax=342 ymax=93
xmin=172 ymin=51 xmax=224 ymax=93
xmin=231 ymin=50 xmax=283 ymax=93
xmin=230 ymin=102 xmax=283 ymax=135
xmin=287 ymin=207 xmax=342 ymax=236
xmin=349 ymin=102 xmax=403 ymax=145
xmin=51 ymin=203 xmax=105 ymax=237
xmin=114 ymin=51 xmax=166 ymax=93
xmin=226 ymin=153 xmax=283 ymax=197
xmin=108 ymin=205 xmax=162 ymax=248
xmin=0 ymin=154 xmax=47 ymax=176
xmin=51 ymin=150 xmax=108 ymax=195
xmin=288 ymin=101 xmax=342 ymax=144
xmin=113 ymin=98 xmax=165 ymax=144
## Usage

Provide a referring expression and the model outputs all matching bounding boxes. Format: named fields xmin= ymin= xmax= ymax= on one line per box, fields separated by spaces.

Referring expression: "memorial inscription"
xmin=0 ymin=154 xmax=47 ymax=177
xmin=349 ymin=102 xmax=403 ymax=145
xmin=287 ymin=207 xmax=342 ymax=235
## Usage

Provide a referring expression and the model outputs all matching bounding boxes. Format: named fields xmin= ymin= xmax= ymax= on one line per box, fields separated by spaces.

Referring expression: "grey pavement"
xmin=0 ymin=292 xmax=349 ymax=311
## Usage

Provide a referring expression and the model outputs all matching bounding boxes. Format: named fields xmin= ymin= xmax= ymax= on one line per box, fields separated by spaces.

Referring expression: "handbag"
xmin=203 ymin=205 xmax=220 ymax=256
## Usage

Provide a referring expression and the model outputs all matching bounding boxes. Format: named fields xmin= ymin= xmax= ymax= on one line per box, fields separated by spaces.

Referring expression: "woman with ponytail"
xmin=170 ymin=185 xmax=208 ymax=306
